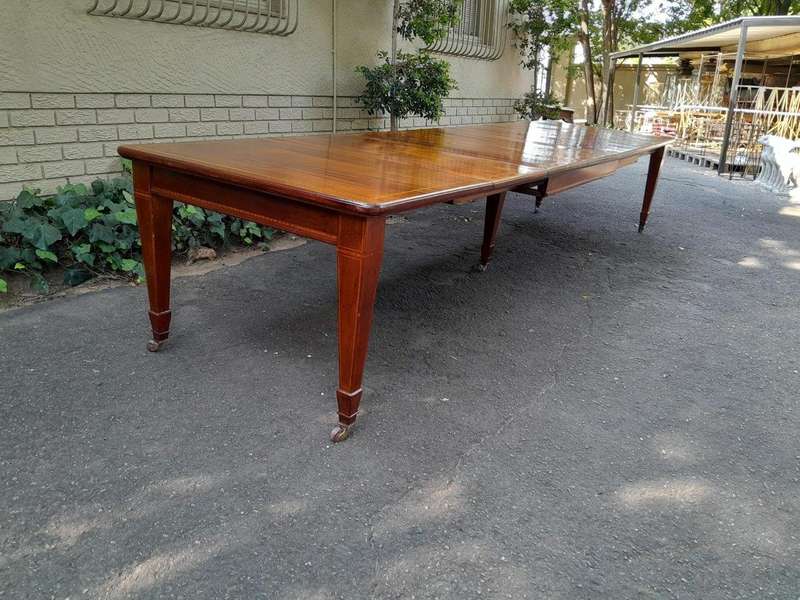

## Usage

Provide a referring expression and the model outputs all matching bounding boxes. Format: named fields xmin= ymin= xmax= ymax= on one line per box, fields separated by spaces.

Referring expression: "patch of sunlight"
xmin=379 ymin=540 xmax=490 ymax=581
xmin=759 ymin=239 xmax=800 ymax=257
xmin=281 ymin=589 xmax=335 ymax=600
xmin=737 ymin=257 xmax=763 ymax=268
xmin=0 ymin=512 xmax=114 ymax=568
xmin=157 ymin=474 xmax=224 ymax=496
xmin=760 ymin=238 xmax=785 ymax=248
xmin=652 ymin=433 xmax=693 ymax=463
xmin=618 ymin=478 xmax=710 ymax=508
xmin=784 ymin=260 xmax=800 ymax=271
xmin=778 ymin=205 xmax=800 ymax=217
xmin=267 ymin=498 xmax=308 ymax=517
xmin=46 ymin=513 xmax=113 ymax=547
xmin=373 ymin=478 xmax=464 ymax=537
xmin=373 ymin=540 xmax=534 ymax=597
xmin=99 ymin=541 xmax=223 ymax=599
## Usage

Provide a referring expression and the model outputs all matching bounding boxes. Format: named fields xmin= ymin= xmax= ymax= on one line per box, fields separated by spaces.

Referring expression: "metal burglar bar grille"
xmin=87 ymin=0 xmax=298 ymax=36
xmin=427 ymin=0 xmax=509 ymax=61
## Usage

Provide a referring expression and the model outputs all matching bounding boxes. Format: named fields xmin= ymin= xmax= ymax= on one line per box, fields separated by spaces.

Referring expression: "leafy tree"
xmin=357 ymin=0 xmax=460 ymax=130
xmin=508 ymin=0 xmax=573 ymax=89
xmin=508 ymin=0 xmax=600 ymax=123
xmin=596 ymin=0 xmax=663 ymax=126
xmin=510 ymin=0 xmax=665 ymax=126
xmin=662 ymin=0 xmax=800 ymax=34
xmin=397 ymin=0 xmax=461 ymax=44
xmin=513 ymin=90 xmax=564 ymax=120
xmin=356 ymin=50 xmax=456 ymax=127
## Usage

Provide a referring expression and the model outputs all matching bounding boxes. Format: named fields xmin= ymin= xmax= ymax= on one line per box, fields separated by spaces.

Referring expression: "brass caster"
xmin=476 ymin=262 xmax=489 ymax=272
xmin=330 ymin=424 xmax=352 ymax=443
xmin=147 ymin=339 xmax=165 ymax=353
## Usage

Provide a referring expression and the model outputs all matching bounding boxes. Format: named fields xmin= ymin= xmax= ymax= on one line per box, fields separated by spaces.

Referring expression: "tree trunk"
xmin=773 ymin=0 xmax=792 ymax=14
xmin=605 ymin=63 xmax=616 ymax=126
xmin=390 ymin=0 xmax=401 ymax=131
xmin=578 ymin=0 xmax=597 ymax=124
xmin=598 ymin=0 xmax=619 ymax=127
xmin=564 ymin=44 xmax=575 ymax=107
xmin=545 ymin=53 xmax=555 ymax=97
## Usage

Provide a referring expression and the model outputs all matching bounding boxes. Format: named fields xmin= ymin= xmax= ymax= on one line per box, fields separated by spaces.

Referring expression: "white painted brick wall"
xmin=0 ymin=92 xmax=518 ymax=200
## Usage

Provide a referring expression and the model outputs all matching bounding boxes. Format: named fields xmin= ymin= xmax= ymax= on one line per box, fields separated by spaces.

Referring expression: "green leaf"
xmin=2 ymin=214 xmax=33 ymax=236
xmin=122 ymin=189 xmax=134 ymax=205
xmin=20 ymin=248 xmax=37 ymax=264
xmin=60 ymin=182 xmax=89 ymax=196
xmin=120 ymin=258 xmax=139 ymax=272
xmin=76 ymin=252 xmax=95 ymax=267
xmin=14 ymin=262 xmax=26 ymax=271
xmin=71 ymin=241 xmax=95 ymax=266
xmin=35 ymin=249 xmax=58 ymax=263
xmin=16 ymin=189 xmax=45 ymax=210
xmin=61 ymin=207 xmax=89 ymax=236
xmin=0 ymin=247 xmax=21 ymax=270
xmin=89 ymin=223 xmax=116 ymax=244
xmin=115 ymin=209 xmax=137 ymax=225
xmin=0 ymin=278 xmax=7 ymax=293
xmin=28 ymin=222 xmax=62 ymax=250
xmin=84 ymin=207 xmax=102 ymax=222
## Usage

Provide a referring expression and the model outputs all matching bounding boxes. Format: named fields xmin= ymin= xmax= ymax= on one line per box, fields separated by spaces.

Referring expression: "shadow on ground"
xmin=1 ymin=158 xmax=799 ymax=599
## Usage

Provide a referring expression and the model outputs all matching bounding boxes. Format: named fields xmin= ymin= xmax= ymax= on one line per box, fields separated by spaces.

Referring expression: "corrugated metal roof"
xmin=611 ymin=16 xmax=800 ymax=59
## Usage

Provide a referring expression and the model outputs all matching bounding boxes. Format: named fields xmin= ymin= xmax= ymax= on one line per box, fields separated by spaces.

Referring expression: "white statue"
xmin=757 ymin=135 xmax=800 ymax=195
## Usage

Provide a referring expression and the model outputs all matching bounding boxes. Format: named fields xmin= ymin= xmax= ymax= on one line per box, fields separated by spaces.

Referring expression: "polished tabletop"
xmin=119 ymin=120 xmax=670 ymax=214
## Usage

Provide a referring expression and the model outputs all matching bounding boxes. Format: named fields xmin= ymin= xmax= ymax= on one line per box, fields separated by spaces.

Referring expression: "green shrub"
xmin=513 ymin=90 xmax=564 ymax=121
xmin=0 ymin=176 xmax=275 ymax=294
xmin=356 ymin=50 xmax=457 ymax=128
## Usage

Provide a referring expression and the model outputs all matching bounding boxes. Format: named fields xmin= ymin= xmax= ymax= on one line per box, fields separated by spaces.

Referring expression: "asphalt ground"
xmin=2 ymin=156 xmax=799 ymax=599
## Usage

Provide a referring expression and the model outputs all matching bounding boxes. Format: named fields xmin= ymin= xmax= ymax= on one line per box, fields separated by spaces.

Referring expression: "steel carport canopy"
xmin=611 ymin=16 xmax=800 ymax=59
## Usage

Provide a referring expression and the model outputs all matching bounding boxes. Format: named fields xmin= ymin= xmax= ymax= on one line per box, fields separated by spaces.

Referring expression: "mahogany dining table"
xmin=119 ymin=120 xmax=671 ymax=442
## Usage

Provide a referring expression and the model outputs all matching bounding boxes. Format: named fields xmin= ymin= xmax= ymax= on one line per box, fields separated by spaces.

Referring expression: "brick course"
xmin=0 ymin=92 xmax=517 ymax=199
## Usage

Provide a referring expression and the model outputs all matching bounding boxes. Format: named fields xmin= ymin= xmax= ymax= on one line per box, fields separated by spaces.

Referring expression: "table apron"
xmin=150 ymin=167 xmax=340 ymax=245
xmin=514 ymin=155 xmax=641 ymax=198
xmin=546 ymin=156 xmax=640 ymax=196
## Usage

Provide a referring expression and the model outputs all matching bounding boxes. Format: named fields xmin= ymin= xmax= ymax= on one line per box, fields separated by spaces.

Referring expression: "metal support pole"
xmin=696 ymin=54 xmax=705 ymax=99
xmin=785 ymin=55 xmax=795 ymax=87
xmin=718 ymin=24 xmax=748 ymax=175
xmin=629 ymin=53 xmax=643 ymax=132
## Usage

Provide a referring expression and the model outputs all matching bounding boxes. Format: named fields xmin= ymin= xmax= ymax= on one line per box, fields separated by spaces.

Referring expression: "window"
xmin=427 ymin=0 xmax=510 ymax=61
xmin=87 ymin=0 xmax=298 ymax=36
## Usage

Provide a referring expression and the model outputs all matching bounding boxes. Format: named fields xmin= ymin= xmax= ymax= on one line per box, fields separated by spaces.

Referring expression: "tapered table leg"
xmin=479 ymin=192 xmax=506 ymax=270
xmin=331 ymin=215 xmax=385 ymax=442
xmin=133 ymin=166 xmax=173 ymax=352
xmin=639 ymin=146 xmax=665 ymax=233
